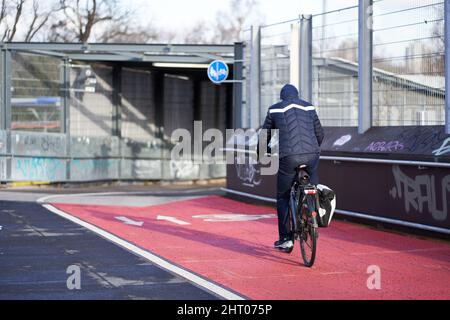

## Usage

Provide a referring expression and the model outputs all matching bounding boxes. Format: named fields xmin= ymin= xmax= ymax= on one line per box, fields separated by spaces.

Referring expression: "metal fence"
xmin=0 ymin=50 xmax=227 ymax=183
xmin=260 ymin=22 xmax=292 ymax=124
xmin=312 ymin=5 xmax=359 ymax=127
xmin=372 ymin=0 xmax=445 ymax=126
xmin=241 ymin=0 xmax=447 ymax=130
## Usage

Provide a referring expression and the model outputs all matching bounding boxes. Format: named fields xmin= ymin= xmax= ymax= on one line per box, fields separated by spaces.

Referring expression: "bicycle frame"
xmin=289 ymin=182 xmax=300 ymax=232
xmin=289 ymin=167 xmax=320 ymax=267
xmin=289 ymin=181 xmax=319 ymax=234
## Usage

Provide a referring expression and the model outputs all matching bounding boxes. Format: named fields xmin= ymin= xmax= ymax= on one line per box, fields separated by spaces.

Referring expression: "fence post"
xmin=445 ymin=0 xmax=450 ymax=134
xmin=62 ymin=57 xmax=71 ymax=181
xmin=0 ymin=47 xmax=5 ymax=130
xmin=112 ymin=64 xmax=122 ymax=180
xmin=233 ymin=42 xmax=244 ymax=129
xmin=1 ymin=49 xmax=11 ymax=132
xmin=1 ymin=48 xmax=12 ymax=181
xmin=290 ymin=19 xmax=301 ymax=91
xmin=299 ymin=14 xmax=313 ymax=102
xmin=250 ymin=25 xmax=261 ymax=128
xmin=358 ymin=0 xmax=373 ymax=134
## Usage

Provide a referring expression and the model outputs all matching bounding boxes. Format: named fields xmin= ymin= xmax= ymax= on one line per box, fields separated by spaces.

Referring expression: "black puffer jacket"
xmin=260 ymin=84 xmax=324 ymax=158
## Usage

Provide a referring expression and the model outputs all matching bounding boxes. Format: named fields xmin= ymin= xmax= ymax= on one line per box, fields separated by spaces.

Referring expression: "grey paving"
xmin=0 ymin=186 xmax=223 ymax=300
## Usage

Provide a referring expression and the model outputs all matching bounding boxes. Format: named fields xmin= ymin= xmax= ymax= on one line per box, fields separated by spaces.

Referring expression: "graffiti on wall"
xmin=235 ymin=156 xmax=261 ymax=187
xmin=0 ymin=158 xmax=7 ymax=180
xmin=71 ymin=159 xmax=118 ymax=180
xmin=15 ymin=133 xmax=65 ymax=156
xmin=170 ymin=160 xmax=199 ymax=180
xmin=365 ymin=141 xmax=404 ymax=152
xmin=332 ymin=135 xmax=352 ymax=148
xmin=14 ymin=157 xmax=65 ymax=181
xmin=390 ymin=165 xmax=450 ymax=222
xmin=432 ymin=137 xmax=450 ymax=156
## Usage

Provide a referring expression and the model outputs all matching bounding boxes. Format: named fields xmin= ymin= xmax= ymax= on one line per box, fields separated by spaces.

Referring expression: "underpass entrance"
xmin=0 ymin=43 xmax=240 ymax=183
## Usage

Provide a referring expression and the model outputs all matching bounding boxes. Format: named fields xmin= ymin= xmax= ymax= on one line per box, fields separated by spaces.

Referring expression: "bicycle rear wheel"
xmin=299 ymin=204 xmax=318 ymax=267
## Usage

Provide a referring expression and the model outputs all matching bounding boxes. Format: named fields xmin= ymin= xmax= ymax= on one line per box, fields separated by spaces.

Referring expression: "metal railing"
xmin=242 ymin=0 xmax=449 ymax=132
xmin=312 ymin=5 xmax=359 ymax=126
xmin=0 ymin=50 xmax=226 ymax=183
xmin=372 ymin=0 xmax=445 ymax=126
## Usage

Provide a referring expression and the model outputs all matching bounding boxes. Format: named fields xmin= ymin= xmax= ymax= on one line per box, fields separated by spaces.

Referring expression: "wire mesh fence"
xmin=312 ymin=3 xmax=359 ymax=127
xmin=70 ymin=63 xmax=115 ymax=137
xmin=11 ymin=52 xmax=63 ymax=133
xmin=241 ymin=28 xmax=252 ymax=128
xmin=241 ymin=0 xmax=446 ymax=128
xmin=260 ymin=21 xmax=292 ymax=124
xmin=372 ymin=0 xmax=445 ymax=126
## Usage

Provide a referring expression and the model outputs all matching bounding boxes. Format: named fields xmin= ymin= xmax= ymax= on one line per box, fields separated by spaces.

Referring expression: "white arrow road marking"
xmin=157 ymin=215 xmax=190 ymax=225
xmin=193 ymin=214 xmax=276 ymax=222
xmin=0 ymin=226 xmax=3 ymax=231
xmin=115 ymin=216 xmax=144 ymax=227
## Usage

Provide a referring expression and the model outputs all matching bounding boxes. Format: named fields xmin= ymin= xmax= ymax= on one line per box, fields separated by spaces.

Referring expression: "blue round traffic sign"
xmin=207 ymin=60 xmax=229 ymax=84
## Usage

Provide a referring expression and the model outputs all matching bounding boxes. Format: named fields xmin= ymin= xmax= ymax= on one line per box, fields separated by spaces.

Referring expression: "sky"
xmin=129 ymin=0 xmax=442 ymax=58
xmin=5 ymin=0 xmax=442 ymax=60
xmin=132 ymin=0 xmax=359 ymax=32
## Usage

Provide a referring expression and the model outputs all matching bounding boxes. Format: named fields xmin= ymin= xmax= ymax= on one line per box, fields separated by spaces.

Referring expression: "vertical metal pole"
xmin=250 ymin=26 xmax=261 ymax=129
xmin=445 ymin=0 xmax=450 ymax=134
xmin=2 ymin=49 xmax=11 ymax=132
xmin=0 ymin=47 xmax=5 ymax=182
xmin=358 ymin=0 xmax=373 ymax=134
xmin=290 ymin=19 xmax=300 ymax=91
xmin=299 ymin=14 xmax=313 ymax=102
xmin=112 ymin=65 xmax=122 ymax=138
xmin=233 ymin=42 xmax=244 ymax=129
xmin=0 ymin=47 xmax=5 ymax=131
xmin=321 ymin=0 xmax=328 ymax=58
xmin=112 ymin=64 xmax=122 ymax=180
xmin=2 ymin=49 xmax=12 ymax=181
xmin=62 ymin=57 xmax=71 ymax=181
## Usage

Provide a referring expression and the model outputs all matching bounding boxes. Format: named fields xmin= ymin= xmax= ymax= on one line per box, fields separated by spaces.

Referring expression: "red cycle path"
xmin=52 ymin=196 xmax=450 ymax=300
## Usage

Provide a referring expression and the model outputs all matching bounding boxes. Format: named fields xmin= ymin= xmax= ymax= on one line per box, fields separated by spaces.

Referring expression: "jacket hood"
xmin=280 ymin=84 xmax=299 ymax=101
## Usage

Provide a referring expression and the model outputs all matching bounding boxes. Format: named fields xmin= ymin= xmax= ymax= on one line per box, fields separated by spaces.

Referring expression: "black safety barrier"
xmin=226 ymin=126 xmax=450 ymax=233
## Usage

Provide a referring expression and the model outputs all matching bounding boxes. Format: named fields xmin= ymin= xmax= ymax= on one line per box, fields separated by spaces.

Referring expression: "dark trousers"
xmin=276 ymin=153 xmax=320 ymax=239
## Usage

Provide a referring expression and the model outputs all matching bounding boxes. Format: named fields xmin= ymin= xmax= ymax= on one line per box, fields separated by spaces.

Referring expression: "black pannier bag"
xmin=316 ymin=184 xmax=336 ymax=228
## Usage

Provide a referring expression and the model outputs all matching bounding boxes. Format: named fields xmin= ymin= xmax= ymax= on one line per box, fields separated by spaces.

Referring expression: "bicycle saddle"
xmin=297 ymin=165 xmax=310 ymax=185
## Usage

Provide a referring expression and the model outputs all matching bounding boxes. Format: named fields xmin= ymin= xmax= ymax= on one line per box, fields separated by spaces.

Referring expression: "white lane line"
xmin=115 ymin=216 xmax=144 ymax=227
xmin=37 ymin=187 xmax=220 ymax=204
xmin=157 ymin=215 xmax=191 ymax=225
xmin=41 ymin=203 xmax=245 ymax=300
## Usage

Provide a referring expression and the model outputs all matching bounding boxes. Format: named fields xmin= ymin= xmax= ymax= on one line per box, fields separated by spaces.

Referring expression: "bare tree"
xmin=0 ymin=0 xmax=7 ymax=41
xmin=213 ymin=0 xmax=262 ymax=44
xmin=332 ymin=38 xmax=358 ymax=62
xmin=8 ymin=0 xmax=24 ymax=41
xmin=98 ymin=21 xmax=158 ymax=43
xmin=1 ymin=0 xmax=25 ymax=41
xmin=0 ymin=0 xmax=57 ymax=42
xmin=182 ymin=21 xmax=212 ymax=44
xmin=431 ymin=7 xmax=444 ymax=75
xmin=24 ymin=0 xmax=55 ymax=41
xmin=49 ymin=0 xmax=131 ymax=42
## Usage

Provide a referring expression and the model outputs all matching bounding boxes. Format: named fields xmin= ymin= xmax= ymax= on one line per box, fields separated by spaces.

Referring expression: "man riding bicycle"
xmin=259 ymin=84 xmax=324 ymax=253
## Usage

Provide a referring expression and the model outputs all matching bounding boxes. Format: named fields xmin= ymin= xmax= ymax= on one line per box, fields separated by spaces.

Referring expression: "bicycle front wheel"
xmin=299 ymin=210 xmax=318 ymax=268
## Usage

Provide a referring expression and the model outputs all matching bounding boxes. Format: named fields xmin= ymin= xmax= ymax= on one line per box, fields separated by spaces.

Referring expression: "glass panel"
xmin=11 ymin=52 xmax=63 ymax=133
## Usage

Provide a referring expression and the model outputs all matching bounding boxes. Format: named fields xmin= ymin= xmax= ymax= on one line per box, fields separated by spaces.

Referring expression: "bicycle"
xmin=286 ymin=165 xmax=319 ymax=268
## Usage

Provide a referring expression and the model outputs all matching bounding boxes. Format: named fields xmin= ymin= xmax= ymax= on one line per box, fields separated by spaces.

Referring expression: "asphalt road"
xmin=0 ymin=186 xmax=221 ymax=300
